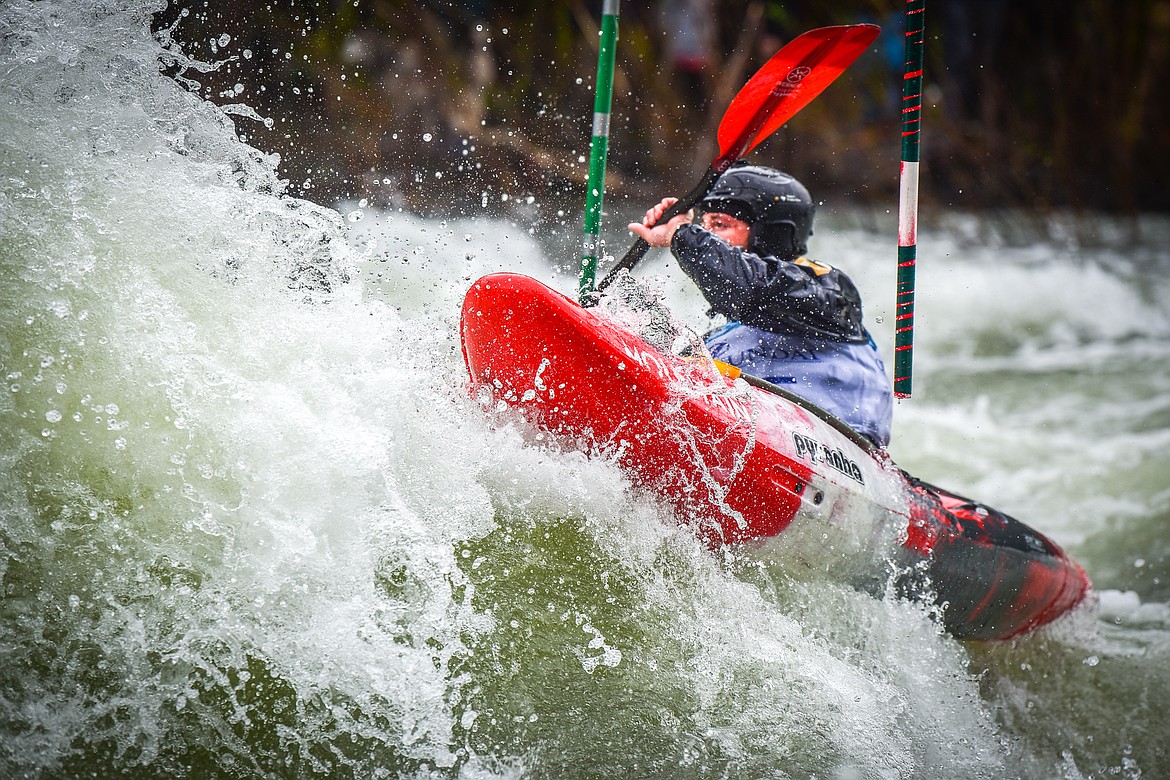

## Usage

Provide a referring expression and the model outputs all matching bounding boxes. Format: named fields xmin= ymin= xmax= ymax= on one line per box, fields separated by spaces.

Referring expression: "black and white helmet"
xmin=700 ymin=163 xmax=815 ymax=259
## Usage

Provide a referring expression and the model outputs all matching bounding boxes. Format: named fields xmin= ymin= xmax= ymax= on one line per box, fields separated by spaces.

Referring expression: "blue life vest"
xmin=669 ymin=224 xmax=894 ymax=446
xmin=704 ymin=321 xmax=893 ymax=447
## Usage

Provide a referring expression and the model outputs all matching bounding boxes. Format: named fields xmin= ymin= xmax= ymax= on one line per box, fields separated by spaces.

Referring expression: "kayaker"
xmin=626 ymin=162 xmax=893 ymax=447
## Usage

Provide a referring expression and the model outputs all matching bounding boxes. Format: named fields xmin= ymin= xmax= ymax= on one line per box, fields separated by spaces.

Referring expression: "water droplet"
xmin=44 ymin=410 xmax=61 ymax=423
xmin=422 ymin=132 xmax=433 ymax=142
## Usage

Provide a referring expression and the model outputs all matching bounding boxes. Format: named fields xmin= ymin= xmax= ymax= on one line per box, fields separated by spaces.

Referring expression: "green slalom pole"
xmin=578 ymin=0 xmax=619 ymax=303
xmin=894 ymin=0 xmax=925 ymax=398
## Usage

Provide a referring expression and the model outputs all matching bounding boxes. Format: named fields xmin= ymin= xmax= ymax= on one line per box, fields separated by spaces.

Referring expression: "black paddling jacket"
xmin=671 ymin=224 xmax=868 ymax=343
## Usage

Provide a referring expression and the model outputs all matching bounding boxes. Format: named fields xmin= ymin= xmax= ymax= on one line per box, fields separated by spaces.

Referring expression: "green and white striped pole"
xmin=895 ymin=0 xmax=925 ymax=398
xmin=578 ymin=0 xmax=619 ymax=303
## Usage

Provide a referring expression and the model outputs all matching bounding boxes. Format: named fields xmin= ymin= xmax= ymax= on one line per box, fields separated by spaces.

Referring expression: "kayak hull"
xmin=460 ymin=272 xmax=1089 ymax=640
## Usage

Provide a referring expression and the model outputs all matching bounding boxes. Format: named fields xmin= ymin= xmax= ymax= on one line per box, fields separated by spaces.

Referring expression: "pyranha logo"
xmin=792 ymin=432 xmax=865 ymax=484
xmin=787 ymin=66 xmax=811 ymax=84
xmin=772 ymin=66 xmax=811 ymax=98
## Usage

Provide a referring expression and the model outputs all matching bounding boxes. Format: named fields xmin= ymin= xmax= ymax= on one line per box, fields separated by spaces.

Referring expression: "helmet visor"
xmin=698 ymin=198 xmax=754 ymax=225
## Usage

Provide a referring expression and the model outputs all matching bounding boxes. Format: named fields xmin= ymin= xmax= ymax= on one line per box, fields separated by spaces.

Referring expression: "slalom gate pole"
xmin=894 ymin=0 xmax=925 ymax=398
xmin=578 ymin=0 xmax=620 ymax=303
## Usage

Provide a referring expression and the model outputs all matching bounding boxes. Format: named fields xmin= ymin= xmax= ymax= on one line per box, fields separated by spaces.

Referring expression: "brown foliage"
xmin=155 ymin=0 xmax=1170 ymax=219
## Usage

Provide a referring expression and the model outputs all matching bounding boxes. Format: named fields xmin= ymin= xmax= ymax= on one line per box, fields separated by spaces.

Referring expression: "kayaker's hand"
xmin=627 ymin=197 xmax=692 ymax=247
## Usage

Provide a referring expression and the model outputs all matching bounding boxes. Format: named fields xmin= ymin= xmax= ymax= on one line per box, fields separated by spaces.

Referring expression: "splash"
xmin=3 ymin=1 xmax=1167 ymax=778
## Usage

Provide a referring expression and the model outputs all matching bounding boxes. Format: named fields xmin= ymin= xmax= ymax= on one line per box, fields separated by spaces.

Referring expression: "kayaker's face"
xmin=701 ymin=212 xmax=751 ymax=249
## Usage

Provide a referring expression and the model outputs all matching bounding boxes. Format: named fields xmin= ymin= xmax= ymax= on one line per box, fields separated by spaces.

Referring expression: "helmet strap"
xmin=748 ymin=222 xmax=801 ymax=259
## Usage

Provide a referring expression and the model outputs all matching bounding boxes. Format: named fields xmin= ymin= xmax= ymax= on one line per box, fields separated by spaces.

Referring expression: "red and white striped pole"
xmin=895 ymin=0 xmax=925 ymax=398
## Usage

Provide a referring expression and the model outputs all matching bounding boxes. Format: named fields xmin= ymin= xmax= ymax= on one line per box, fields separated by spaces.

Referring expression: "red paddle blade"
xmin=716 ymin=24 xmax=880 ymax=167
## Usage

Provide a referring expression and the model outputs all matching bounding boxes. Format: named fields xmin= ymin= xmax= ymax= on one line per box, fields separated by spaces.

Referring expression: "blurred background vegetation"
xmin=155 ymin=0 xmax=1170 ymax=235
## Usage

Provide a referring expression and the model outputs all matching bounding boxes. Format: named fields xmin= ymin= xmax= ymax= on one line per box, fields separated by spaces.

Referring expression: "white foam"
xmin=1098 ymin=590 xmax=1170 ymax=627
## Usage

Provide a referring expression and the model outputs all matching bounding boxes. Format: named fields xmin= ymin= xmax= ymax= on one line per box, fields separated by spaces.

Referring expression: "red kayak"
xmin=460 ymin=272 xmax=1090 ymax=640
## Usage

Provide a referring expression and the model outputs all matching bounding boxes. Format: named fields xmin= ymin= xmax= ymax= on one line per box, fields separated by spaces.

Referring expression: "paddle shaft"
xmin=595 ymin=166 xmax=720 ymax=292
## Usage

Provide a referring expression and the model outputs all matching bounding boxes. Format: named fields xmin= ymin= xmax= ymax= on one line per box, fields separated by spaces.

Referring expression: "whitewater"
xmin=2 ymin=1 xmax=1168 ymax=777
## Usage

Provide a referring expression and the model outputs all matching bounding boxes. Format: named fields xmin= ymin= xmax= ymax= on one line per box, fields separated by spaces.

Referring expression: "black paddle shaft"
xmin=594 ymin=166 xmax=722 ymax=294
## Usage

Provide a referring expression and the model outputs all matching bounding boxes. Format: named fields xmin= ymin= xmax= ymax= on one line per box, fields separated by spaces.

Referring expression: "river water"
xmin=2 ymin=2 xmax=1168 ymax=778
